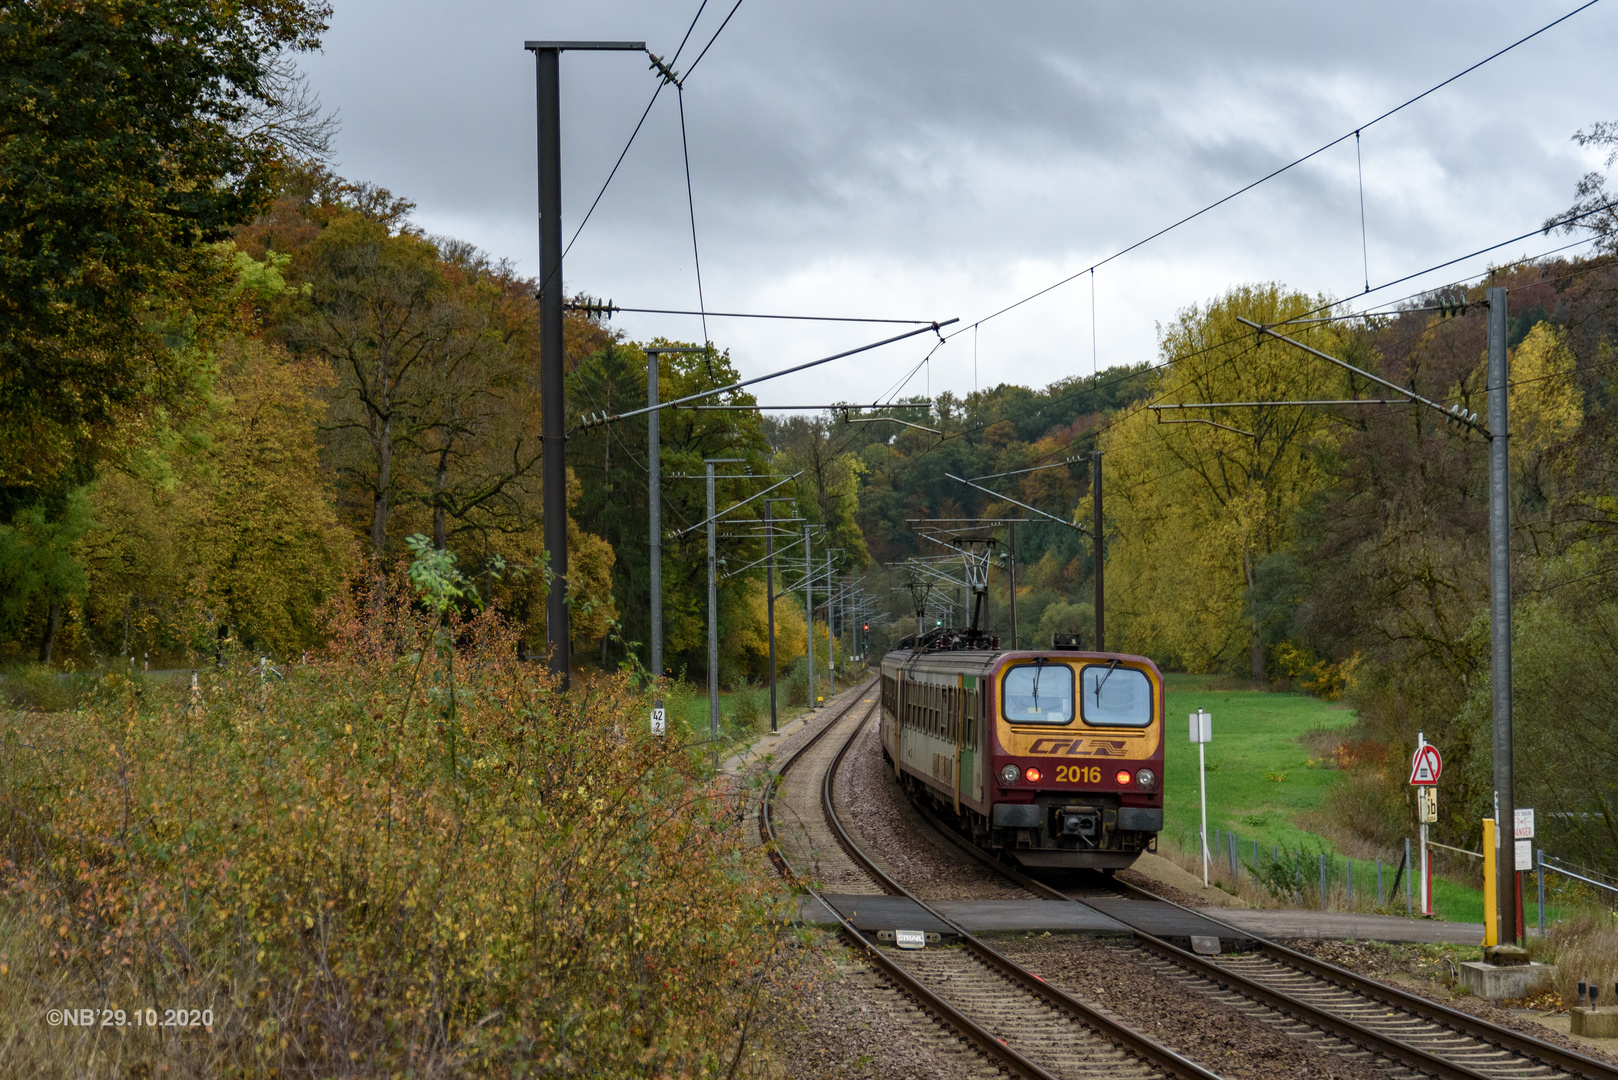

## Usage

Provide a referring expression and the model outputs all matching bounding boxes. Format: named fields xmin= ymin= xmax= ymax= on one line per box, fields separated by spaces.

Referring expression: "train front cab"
xmin=989 ymin=653 xmax=1164 ymax=870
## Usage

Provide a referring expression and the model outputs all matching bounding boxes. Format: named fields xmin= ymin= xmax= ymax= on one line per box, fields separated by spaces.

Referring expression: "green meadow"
xmin=1158 ymin=674 xmax=1518 ymax=926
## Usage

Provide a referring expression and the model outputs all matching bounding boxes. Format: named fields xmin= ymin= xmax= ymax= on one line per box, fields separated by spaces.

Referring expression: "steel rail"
xmin=908 ymin=806 xmax=1616 ymax=1080
xmin=1136 ymin=885 xmax=1618 ymax=1080
xmin=819 ymin=714 xmax=1224 ymax=1080
xmin=757 ymin=683 xmax=1056 ymax=1080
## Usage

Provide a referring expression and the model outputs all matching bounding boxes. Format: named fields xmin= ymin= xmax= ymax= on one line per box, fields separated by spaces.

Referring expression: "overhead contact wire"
xmin=944 ymin=0 xmax=1606 ymax=341
xmin=676 ymin=85 xmax=711 ymax=368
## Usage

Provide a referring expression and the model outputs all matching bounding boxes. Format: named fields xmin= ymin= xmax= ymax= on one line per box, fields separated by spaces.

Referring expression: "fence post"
xmin=1231 ymin=830 xmax=1240 ymax=884
xmin=1537 ymin=847 xmax=1545 ymax=934
xmin=1320 ymin=853 xmax=1327 ymax=911
xmin=1405 ymin=838 xmax=1413 ymax=916
xmin=1347 ymin=858 xmax=1353 ymax=910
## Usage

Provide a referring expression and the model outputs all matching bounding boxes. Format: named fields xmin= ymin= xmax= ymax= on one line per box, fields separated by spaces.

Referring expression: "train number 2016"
xmin=1054 ymin=765 xmax=1101 ymax=784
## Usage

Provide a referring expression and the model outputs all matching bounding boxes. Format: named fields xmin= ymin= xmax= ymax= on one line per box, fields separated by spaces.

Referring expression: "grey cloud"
xmin=299 ymin=0 xmax=1618 ymax=404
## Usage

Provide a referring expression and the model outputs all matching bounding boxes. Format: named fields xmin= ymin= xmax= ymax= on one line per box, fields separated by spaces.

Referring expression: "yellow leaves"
xmin=1100 ymin=284 xmax=1347 ymax=671
xmin=1504 ymin=321 xmax=1582 ymax=459
xmin=3 ymin=631 xmax=804 ymax=1075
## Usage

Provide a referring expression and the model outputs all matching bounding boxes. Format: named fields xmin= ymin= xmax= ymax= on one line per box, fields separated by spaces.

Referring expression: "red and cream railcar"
xmin=879 ymin=641 xmax=1164 ymax=870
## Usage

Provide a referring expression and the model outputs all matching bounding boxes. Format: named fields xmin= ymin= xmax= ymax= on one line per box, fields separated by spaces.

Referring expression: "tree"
xmin=294 ymin=212 xmax=447 ymax=554
xmin=76 ymin=335 xmax=353 ymax=662
xmin=1097 ymin=285 xmax=1349 ymax=679
xmin=768 ymin=415 xmax=871 ymax=568
xmin=564 ymin=340 xmax=776 ymax=679
xmin=0 ymin=0 xmax=331 ymax=517
xmin=1546 ymin=121 xmax=1618 ymax=254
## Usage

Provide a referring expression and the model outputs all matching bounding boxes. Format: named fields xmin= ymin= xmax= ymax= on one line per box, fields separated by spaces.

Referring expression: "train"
xmin=879 ymin=628 xmax=1164 ymax=871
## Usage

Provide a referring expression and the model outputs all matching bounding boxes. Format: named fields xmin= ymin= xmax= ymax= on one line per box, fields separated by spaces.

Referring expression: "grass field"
xmin=1158 ymin=674 xmax=1509 ymax=925
xmin=1161 ymin=673 xmax=1357 ymax=854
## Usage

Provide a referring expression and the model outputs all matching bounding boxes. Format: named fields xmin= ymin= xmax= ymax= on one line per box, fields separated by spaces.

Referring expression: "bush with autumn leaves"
xmin=0 ymin=561 xmax=803 ymax=1077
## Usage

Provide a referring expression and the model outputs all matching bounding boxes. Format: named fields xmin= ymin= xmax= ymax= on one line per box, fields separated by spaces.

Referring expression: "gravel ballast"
xmin=1001 ymin=934 xmax=1387 ymax=1080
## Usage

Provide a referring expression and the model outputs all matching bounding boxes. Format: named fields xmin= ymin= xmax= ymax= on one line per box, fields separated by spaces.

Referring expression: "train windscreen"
xmin=1001 ymin=663 xmax=1074 ymax=724
xmin=1079 ymin=664 xmax=1152 ymax=727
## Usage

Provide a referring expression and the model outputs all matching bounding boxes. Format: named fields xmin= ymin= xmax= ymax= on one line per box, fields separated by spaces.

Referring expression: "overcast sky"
xmin=298 ymin=1 xmax=1618 ymax=409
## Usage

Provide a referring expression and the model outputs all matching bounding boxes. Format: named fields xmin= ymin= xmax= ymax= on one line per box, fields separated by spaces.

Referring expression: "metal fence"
xmin=1195 ymin=827 xmax=1415 ymax=914
xmin=1538 ymin=851 xmax=1618 ymax=931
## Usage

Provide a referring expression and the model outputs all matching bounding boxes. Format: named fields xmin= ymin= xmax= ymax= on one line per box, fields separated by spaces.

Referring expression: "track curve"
xmin=772 ymin=689 xmax=1227 ymax=1080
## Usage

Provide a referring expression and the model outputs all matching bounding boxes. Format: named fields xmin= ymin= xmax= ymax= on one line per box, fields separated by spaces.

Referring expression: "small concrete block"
xmin=1190 ymin=935 xmax=1221 ymax=955
xmin=1457 ymin=961 xmax=1556 ymax=1000
xmin=1572 ymin=1008 xmax=1618 ymax=1039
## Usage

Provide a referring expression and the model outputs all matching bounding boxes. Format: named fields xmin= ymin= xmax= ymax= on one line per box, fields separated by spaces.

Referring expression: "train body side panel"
xmin=881 ymin=652 xmax=995 ymax=814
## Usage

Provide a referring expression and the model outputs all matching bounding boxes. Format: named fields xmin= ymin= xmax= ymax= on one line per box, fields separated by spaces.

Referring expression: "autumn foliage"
xmin=0 ymin=581 xmax=802 ymax=1077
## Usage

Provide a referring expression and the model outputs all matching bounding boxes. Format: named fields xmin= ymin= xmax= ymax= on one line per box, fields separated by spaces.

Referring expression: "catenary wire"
xmin=608 ymin=306 xmax=935 ymax=324
xmin=683 ymin=0 xmax=747 ymax=81
xmin=941 ymin=0 xmax=1605 ymax=343
xmin=543 ymin=0 xmax=740 ymax=296
xmin=897 ymin=203 xmax=1618 ymax=481
xmin=676 ymin=84 xmax=712 ymax=372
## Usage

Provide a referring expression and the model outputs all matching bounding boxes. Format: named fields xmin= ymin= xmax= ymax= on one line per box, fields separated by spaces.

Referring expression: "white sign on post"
xmin=650 ymin=700 xmax=667 ymax=737
xmin=1191 ymin=709 xmax=1211 ymax=887
xmin=1190 ymin=709 xmax=1212 ymax=744
xmin=1516 ymin=839 xmax=1533 ymax=867
xmin=1412 ymin=733 xmax=1439 ymax=916
xmin=1514 ymin=808 xmax=1534 ymax=839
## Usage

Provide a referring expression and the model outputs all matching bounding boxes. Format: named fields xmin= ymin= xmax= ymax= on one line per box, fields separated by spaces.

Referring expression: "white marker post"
xmin=1409 ymin=732 xmax=1442 ymax=916
xmin=1515 ymin=808 xmax=1534 ymax=932
xmin=650 ymin=698 xmax=667 ymax=737
xmin=1190 ymin=708 xmax=1212 ymax=886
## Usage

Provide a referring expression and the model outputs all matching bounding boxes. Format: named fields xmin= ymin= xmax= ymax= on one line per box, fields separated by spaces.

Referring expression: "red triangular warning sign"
xmin=1409 ymin=744 xmax=1441 ymax=785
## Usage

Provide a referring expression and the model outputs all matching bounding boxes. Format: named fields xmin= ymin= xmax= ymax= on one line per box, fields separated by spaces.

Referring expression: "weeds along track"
xmin=762 ymin=690 xmax=1223 ymax=1080
xmin=914 ymin=805 xmax=1618 ymax=1080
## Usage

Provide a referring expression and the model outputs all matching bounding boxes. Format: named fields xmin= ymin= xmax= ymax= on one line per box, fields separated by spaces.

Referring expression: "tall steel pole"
xmin=535 ymin=47 xmax=569 ymax=684
xmin=764 ymin=499 xmax=782 ymax=731
xmin=1007 ymin=524 xmax=1018 ymax=649
xmin=1093 ymin=449 xmax=1105 ymax=652
xmin=643 ymin=346 xmax=705 ymax=681
xmin=648 ymin=350 xmax=661 ymax=681
xmin=803 ymin=524 xmax=815 ymax=708
xmin=707 ymin=460 xmax=720 ymax=767
xmin=1487 ymin=285 xmax=1517 ymax=946
xmin=826 ymin=549 xmax=835 ymax=696
xmin=526 ymin=40 xmax=642 ymax=686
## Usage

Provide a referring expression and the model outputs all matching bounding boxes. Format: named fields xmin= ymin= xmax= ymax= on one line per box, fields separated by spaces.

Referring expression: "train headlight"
xmin=1115 ymin=770 xmax=1132 ymax=785
xmin=1023 ymin=766 xmax=1042 ymax=784
xmin=1136 ymin=768 xmax=1156 ymax=789
xmin=999 ymin=764 xmax=1021 ymax=785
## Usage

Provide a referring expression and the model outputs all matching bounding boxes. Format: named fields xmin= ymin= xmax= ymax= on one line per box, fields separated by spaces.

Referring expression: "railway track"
xmin=908 ymin=772 xmax=1618 ymax=1080
xmin=760 ymin=679 xmax=1224 ymax=1080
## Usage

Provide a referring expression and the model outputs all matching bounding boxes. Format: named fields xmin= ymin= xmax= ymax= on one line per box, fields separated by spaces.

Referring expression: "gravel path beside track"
xmin=768 ymin=687 xmax=886 ymax=894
